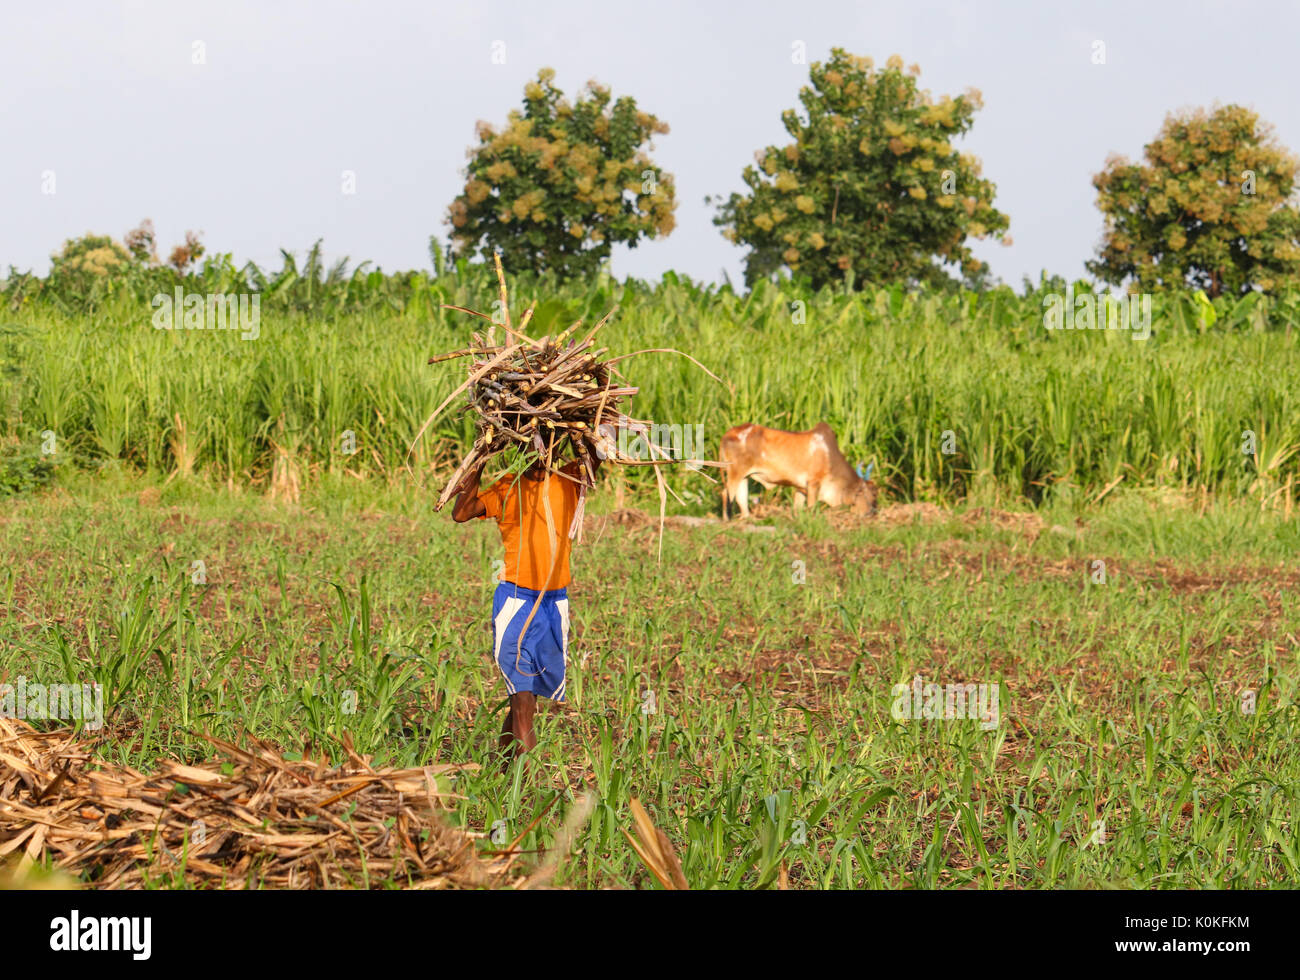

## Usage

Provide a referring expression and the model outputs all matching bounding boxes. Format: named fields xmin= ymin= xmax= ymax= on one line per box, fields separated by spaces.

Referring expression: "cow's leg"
xmin=792 ymin=489 xmax=806 ymax=512
xmin=734 ymin=477 xmax=750 ymax=519
xmin=806 ymin=479 xmax=821 ymax=514
xmin=724 ymin=470 xmax=745 ymax=520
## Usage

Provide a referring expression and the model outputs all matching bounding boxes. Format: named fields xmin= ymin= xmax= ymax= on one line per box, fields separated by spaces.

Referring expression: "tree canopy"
xmin=1088 ymin=104 xmax=1300 ymax=297
xmin=447 ymin=69 xmax=677 ymax=280
xmin=713 ymin=49 xmax=1009 ymax=291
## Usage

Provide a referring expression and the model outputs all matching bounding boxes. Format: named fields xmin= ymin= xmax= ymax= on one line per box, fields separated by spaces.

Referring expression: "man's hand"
xmin=451 ymin=461 xmax=487 ymax=522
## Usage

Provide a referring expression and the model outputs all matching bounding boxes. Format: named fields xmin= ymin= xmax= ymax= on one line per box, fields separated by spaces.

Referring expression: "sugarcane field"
xmin=0 ymin=2 xmax=1294 ymax=952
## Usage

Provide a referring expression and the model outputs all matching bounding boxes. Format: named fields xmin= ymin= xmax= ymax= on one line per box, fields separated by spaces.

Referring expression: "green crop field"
xmin=2 ymin=467 xmax=1299 ymax=888
xmin=3 ymin=267 xmax=1300 ymax=889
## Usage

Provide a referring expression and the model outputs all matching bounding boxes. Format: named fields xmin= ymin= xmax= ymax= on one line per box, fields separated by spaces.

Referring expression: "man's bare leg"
xmin=510 ymin=692 xmax=537 ymax=753
xmin=499 ymin=692 xmax=537 ymax=769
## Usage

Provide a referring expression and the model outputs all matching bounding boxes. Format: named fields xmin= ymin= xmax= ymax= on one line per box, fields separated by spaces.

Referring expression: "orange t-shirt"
xmin=477 ymin=464 xmax=582 ymax=591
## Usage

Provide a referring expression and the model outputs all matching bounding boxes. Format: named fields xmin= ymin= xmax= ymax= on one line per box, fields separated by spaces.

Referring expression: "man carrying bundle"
xmin=451 ymin=452 xmax=602 ymax=765
xmin=426 ymin=261 xmax=703 ymax=765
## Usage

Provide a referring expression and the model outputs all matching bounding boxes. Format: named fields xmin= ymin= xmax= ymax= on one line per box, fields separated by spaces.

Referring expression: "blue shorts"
xmin=492 ymin=582 xmax=570 ymax=701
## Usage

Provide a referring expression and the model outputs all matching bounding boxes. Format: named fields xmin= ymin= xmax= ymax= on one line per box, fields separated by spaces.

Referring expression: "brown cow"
xmin=720 ymin=422 xmax=877 ymax=519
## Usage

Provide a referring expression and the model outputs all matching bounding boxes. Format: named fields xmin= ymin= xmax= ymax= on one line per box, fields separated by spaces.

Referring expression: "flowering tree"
xmin=714 ymin=49 xmax=1008 ymax=290
xmin=1089 ymin=105 xmax=1300 ymax=297
xmin=448 ymin=69 xmax=677 ymax=280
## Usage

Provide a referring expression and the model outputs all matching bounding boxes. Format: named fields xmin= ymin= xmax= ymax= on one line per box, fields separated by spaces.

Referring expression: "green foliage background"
xmin=3 ymin=257 xmax=1300 ymax=508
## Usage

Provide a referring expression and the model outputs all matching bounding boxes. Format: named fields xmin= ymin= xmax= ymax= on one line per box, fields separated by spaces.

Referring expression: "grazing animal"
xmin=720 ymin=422 xmax=878 ymax=519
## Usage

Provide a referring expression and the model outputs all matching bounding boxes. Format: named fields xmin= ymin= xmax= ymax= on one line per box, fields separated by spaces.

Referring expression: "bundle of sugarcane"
xmin=426 ymin=317 xmax=636 ymax=511
xmin=415 ymin=256 xmax=720 ymax=514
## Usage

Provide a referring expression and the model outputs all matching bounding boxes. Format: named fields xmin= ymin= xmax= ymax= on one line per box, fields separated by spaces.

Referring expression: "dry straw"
xmin=0 ymin=715 xmax=498 ymax=889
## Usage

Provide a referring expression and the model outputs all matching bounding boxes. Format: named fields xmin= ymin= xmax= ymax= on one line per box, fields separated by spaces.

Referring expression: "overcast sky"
xmin=2 ymin=0 xmax=1294 ymax=288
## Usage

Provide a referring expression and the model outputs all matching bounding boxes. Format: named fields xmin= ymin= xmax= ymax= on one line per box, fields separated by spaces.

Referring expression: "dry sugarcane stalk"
xmin=427 ymin=326 xmax=642 ymax=509
xmin=0 ymin=715 xmax=520 ymax=890
xmin=414 ymin=261 xmax=726 ymax=546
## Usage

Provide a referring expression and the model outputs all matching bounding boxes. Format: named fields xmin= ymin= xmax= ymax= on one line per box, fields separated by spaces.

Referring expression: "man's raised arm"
xmin=451 ymin=461 xmax=488 ymax=522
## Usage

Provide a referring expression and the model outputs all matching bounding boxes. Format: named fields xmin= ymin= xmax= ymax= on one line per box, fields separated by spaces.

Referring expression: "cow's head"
xmin=853 ymin=462 xmax=879 ymax=517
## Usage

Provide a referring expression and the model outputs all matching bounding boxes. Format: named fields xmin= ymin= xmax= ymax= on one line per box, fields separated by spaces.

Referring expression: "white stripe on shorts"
xmin=493 ymin=596 xmax=526 ymax=695
xmin=553 ymin=598 xmax=570 ymax=698
xmin=556 ymin=598 xmax=570 ymax=653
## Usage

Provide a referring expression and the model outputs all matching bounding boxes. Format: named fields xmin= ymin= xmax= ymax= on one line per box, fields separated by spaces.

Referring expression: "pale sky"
xmin=2 ymin=0 xmax=1294 ymax=288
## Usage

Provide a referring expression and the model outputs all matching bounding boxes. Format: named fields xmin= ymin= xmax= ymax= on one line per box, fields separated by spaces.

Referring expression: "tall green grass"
xmin=3 ymin=266 xmax=1299 ymax=505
